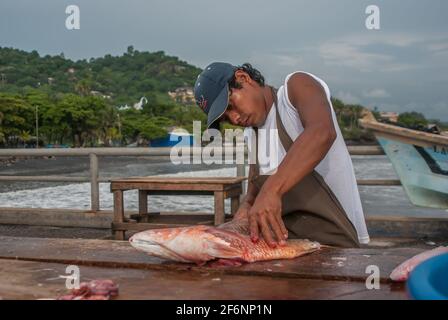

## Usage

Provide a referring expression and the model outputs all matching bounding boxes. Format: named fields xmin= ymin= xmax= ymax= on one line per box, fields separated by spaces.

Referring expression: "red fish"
xmin=390 ymin=246 xmax=448 ymax=282
xmin=58 ymin=279 xmax=119 ymax=300
xmin=129 ymin=218 xmax=320 ymax=265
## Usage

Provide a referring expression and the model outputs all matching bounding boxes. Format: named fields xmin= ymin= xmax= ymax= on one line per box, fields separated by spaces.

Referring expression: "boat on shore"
xmin=149 ymin=129 xmax=194 ymax=148
xmin=359 ymin=110 xmax=448 ymax=209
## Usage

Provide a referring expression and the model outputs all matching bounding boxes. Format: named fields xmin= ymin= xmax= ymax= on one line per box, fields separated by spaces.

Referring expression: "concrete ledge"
xmin=366 ymin=215 xmax=448 ymax=240
xmin=0 ymin=208 xmax=113 ymax=229
xmin=0 ymin=208 xmax=214 ymax=229
xmin=0 ymin=208 xmax=447 ymax=240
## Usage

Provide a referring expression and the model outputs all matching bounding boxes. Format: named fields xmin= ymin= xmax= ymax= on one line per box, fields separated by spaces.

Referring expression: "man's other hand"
xmin=247 ymin=189 xmax=288 ymax=247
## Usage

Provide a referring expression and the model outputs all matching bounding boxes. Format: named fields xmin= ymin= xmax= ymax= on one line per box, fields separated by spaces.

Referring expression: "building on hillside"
xmin=90 ymin=90 xmax=112 ymax=99
xmin=168 ymin=86 xmax=195 ymax=104
xmin=379 ymin=111 xmax=399 ymax=123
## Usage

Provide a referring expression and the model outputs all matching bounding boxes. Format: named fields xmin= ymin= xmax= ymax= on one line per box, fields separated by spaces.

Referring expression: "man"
xmin=194 ymin=62 xmax=370 ymax=248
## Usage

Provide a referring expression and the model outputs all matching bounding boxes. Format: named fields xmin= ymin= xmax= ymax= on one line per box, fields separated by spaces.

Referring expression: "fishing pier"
xmin=0 ymin=146 xmax=446 ymax=300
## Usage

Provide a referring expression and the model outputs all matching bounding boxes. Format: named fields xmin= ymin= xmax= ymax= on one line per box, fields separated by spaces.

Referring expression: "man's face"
xmin=219 ymin=71 xmax=267 ymax=128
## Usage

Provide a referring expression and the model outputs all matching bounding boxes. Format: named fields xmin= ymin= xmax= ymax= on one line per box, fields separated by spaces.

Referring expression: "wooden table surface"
xmin=0 ymin=236 xmax=420 ymax=300
xmin=0 ymin=259 xmax=407 ymax=300
xmin=111 ymin=177 xmax=247 ymax=184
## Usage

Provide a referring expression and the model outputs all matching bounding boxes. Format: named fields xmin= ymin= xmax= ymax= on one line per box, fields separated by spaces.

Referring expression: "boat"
xmin=149 ymin=128 xmax=194 ymax=147
xmin=359 ymin=110 xmax=448 ymax=209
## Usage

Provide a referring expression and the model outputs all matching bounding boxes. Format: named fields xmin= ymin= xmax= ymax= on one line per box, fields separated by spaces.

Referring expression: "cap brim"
xmin=206 ymin=85 xmax=229 ymax=129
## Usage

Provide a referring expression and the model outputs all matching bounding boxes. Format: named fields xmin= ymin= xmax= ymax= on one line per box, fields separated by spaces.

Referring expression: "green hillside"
xmin=0 ymin=46 xmax=207 ymax=147
xmin=0 ymin=46 xmax=385 ymax=147
xmin=0 ymin=46 xmax=201 ymax=103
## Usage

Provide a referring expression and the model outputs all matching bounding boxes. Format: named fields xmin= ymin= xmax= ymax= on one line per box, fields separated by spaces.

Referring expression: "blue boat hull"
xmin=377 ymin=137 xmax=448 ymax=209
xmin=150 ymin=134 xmax=194 ymax=147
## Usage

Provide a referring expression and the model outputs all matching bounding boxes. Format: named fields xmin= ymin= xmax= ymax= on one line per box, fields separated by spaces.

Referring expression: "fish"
xmin=58 ymin=279 xmax=119 ymax=300
xmin=389 ymin=246 xmax=448 ymax=282
xmin=129 ymin=218 xmax=320 ymax=265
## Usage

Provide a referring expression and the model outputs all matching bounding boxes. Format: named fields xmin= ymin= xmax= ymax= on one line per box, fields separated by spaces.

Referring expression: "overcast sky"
xmin=1 ymin=0 xmax=447 ymax=120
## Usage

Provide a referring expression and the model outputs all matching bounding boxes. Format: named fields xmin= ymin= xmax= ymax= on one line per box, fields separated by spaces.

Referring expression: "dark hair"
xmin=228 ymin=63 xmax=265 ymax=89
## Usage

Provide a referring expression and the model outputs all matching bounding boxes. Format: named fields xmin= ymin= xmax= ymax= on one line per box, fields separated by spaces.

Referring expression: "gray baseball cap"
xmin=194 ymin=62 xmax=237 ymax=129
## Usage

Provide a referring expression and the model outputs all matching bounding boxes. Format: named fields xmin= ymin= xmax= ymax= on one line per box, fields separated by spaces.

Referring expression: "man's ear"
xmin=234 ymin=70 xmax=250 ymax=84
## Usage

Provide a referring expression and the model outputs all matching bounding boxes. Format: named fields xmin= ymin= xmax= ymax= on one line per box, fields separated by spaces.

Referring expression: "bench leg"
xmin=214 ymin=191 xmax=225 ymax=225
xmin=138 ymin=190 xmax=148 ymax=215
xmin=113 ymin=190 xmax=125 ymax=240
xmin=230 ymin=195 xmax=240 ymax=216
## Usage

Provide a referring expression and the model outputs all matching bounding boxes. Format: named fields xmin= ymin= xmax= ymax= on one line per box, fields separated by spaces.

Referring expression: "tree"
xmin=0 ymin=93 xmax=34 ymax=146
xmin=54 ymin=94 xmax=110 ymax=147
xmin=397 ymin=112 xmax=428 ymax=129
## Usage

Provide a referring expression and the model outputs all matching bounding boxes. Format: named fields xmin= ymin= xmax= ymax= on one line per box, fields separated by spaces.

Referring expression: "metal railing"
xmin=0 ymin=146 xmax=391 ymax=212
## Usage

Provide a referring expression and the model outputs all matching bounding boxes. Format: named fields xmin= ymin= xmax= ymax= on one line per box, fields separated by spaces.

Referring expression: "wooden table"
xmin=0 ymin=259 xmax=407 ymax=300
xmin=0 ymin=236 xmax=420 ymax=300
xmin=110 ymin=177 xmax=246 ymax=240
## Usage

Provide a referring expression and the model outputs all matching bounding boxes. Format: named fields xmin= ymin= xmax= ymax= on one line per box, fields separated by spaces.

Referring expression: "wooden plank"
xmin=111 ymin=182 xmax=237 ymax=192
xmin=112 ymin=218 xmax=223 ymax=232
xmin=133 ymin=187 xmax=242 ymax=198
xmin=0 ymin=208 xmax=227 ymax=229
xmin=367 ymin=215 xmax=448 ymax=239
xmin=357 ymin=179 xmax=401 ymax=186
xmin=112 ymin=222 xmax=208 ymax=232
xmin=0 ymin=259 xmax=407 ymax=300
xmin=0 ymin=207 xmax=113 ymax=228
xmin=138 ymin=190 xmax=148 ymax=215
xmin=359 ymin=112 xmax=448 ymax=148
xmin=214 ymin=191 xmax=225 ymax=225
xmin=224 ymin=185 xmax=243 ymax=198
xmin=347 ymin=145 xmax=384 ymax=155
xmin=231 ymin=196 xmax=240 ymax=215
xmin=113 ymin=190 xmax=125 ymax=240
xmin=112 ymin=177 xmax=247 ymax=184
xmin=124 ymin=213 xmax=219 ymax=224
xmin=1 ymin=208 xmax=447 ymax=239
xmin=145 ymin=190 xmax=215 ymax=196
xmin=0 ymin=236 xmax=424 ymax=283
xmin=110 ymin=177 xmax=246 ymax=192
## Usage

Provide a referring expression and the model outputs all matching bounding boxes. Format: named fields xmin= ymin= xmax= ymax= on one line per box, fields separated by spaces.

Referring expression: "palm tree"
xmin=75 ymin=79 xmax=92 ymax=96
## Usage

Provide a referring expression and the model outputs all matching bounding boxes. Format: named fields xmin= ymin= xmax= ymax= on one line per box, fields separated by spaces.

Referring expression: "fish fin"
xmin=203 ymin=237 xmax=243 ymax=260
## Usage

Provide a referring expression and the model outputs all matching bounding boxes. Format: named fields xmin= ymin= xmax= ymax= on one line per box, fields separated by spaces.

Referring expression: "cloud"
xmin=428 ymin=42 xmax=448 ymax=52
xmin=416 ymin=101 xmax=448 ymax=121
xmin=427 ymin=42 xmax=448 ymax=58
xmin=249 ymin=51 xmax=304 ymax=68
xmin=362 ymin=89 xmax=390 ymax=98
xmin=335 ymin=91 xmax=361 ymax=104
xmin=371 ymin=103 xmax=401 ymax=113
xmin=319 ymin=40 xmax=394 ymax=72
xmin=317 ymin=32 xmax=447 ymax=72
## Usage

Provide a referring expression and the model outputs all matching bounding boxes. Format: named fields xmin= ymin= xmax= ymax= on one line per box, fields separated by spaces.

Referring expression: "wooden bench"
xmin=110 ymin=177 xmax=246 ymax=240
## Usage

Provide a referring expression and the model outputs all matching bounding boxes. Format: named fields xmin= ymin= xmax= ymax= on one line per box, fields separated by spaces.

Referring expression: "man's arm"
xmin=261 ymin=73 xmax=337 ymax=196
xmin=248 ymin=72 xmax=337 ymax=246
xmin=233 ymin=164 xmax=259 ymax=219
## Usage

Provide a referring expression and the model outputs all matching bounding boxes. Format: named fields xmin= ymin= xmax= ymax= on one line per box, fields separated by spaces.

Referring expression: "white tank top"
xmin=244 ymin=71 xmax=370 ymax=244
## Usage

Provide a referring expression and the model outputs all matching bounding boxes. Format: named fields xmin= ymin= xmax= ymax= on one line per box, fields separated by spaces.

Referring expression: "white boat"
xmin=359 ymin=110 xmax=448 ymax=209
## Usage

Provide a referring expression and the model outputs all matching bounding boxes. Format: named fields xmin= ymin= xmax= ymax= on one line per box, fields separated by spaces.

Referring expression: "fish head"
xmin=129 ymin=225 xmax=244 ymax=263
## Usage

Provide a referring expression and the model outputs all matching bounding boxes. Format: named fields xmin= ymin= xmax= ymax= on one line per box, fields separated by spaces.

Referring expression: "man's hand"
xmin=247 ymin=188 xmax=288 ymax=248
xmin=232 ymin=201 xmax=252 ymax=221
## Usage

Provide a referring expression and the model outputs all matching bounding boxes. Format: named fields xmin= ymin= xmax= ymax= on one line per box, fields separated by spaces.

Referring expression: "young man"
xmin=194 ymin=62 xmax=370 ymax=248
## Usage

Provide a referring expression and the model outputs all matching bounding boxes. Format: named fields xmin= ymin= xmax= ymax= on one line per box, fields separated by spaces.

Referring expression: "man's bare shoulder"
xmin=286 ymin=72 xmax=329 ymax=112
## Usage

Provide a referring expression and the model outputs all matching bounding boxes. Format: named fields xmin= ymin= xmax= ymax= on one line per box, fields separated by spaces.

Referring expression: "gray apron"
xmin=250 ymin=87 xmax=360 ymax=248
